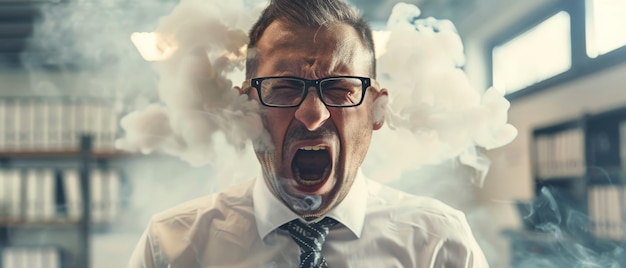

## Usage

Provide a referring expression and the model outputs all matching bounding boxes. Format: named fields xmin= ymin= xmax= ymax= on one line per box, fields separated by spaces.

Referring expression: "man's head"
xmin=245 ymin=0 xmax=376 ymax=79
xmin=240 ymin=0 xmax=388 ymax=219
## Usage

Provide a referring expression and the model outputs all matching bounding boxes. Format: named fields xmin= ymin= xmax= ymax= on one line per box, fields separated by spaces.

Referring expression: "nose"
xmin=294 ymin=87 xmax=330 ymax=131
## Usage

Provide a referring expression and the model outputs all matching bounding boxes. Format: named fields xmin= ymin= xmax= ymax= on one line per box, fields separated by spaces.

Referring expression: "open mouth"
xmin=291 ymin=145 xmax=332 ymax=189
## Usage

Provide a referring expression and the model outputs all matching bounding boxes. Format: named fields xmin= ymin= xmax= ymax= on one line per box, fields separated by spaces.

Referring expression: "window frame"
xmin=486 ymin=0 xmax=626 ymax=101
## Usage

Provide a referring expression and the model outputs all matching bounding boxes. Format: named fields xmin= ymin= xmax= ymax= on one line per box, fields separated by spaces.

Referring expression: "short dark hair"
xmin=245 ymin=0 xmax=376 ymax=78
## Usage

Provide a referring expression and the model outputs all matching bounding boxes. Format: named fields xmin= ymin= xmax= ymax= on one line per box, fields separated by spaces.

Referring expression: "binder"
xmin=2 ymin=248 xmax=16 ymax=268
xmin=69 ymin=100 xmax=83 ymax=149
xmin=6 ymin=169 xmax=22 ymax=220
xmin=62 ymin=169 xmax=82 ymax=221
xmin=25 ymin=169 xmax=41 ymax=221
xmin=5 ymin=100 xmax=18 ymax=150
xmin=75 ymin=100 xmax=91 ymax=140
xmin=20 ymin=99 xmax=34 ymax=150
xmin=0 ymin=169 xmax=7 ymax=218
xmin=607 ymin=186 xmax=625 ymax=240
xmin=61 ymin=101 xmax=75 ymax=149
xmin=536 ymin=136 xmax=548 ymax=178
xmin=0 ymin=99 xmax=5 ymax=150
xmin=104 ymin=103 xmax=119 ymax=150
xmin=554 ymin=132 xmax=563 ymax=177
xmin=588 ymin=187 xmax=599 ymax=237
xmin=33 ymin=101 xmax=48 ymax=150
xmin=1 ymin=247 xmax=61 ymax=268
xmin=34 ymin=248 xmax=44 ymax=268
xmin=536 ymin=129 xmax=586 ymax=179
xmin=3 ymin=247 xmax=26 ymax=268
xmin=106 ymin=169 xmax=121 ymax=222
xmin=619 ymin=121 xmax=626 ymax=169
xmin=42 ymin=247 xmax=61 ymax=268
xmin=0 ymin=169 xmax=23 ymax=220
xmin=46 ymin=101 xmax=63 ymax=150
xmin=25 ymin=249 xmax=36 ymax=268
xmin=62 ymin=168 xmax=118 ymax=222
xmin=598 ymin=186 xmax=608 ymax=239
xmin=91 ymin=169 xmax=104 ymax=223
xmin=92 ymin=103 xmax=105 ymax=150
xmin=41 ymin=169 xmax=56 ymax=220
xmin=572 ymin=129 xmax=585 ymax=176
xmin=563 ymin=130 xmax=572 ymax=176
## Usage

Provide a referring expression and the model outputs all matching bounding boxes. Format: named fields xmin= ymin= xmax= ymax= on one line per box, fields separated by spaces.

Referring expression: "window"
xmin=586 ymin=0 xmax=626 ymax=58
xmin=492 ymin=11 xmax=572 ymax=94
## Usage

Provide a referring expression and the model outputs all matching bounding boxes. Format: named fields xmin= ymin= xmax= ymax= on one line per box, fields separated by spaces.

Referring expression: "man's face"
xmin=248 ymin=19 xmax=387 ymax=218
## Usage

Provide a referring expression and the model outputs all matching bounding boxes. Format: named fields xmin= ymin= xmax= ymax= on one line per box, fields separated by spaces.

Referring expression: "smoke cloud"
xmin=365 ymin=3 xmax=518 ymax=186
xmin=113 ymin=0 xmax=271 ymax=166
xmin=22 ymin=1 xmax=176 ymax=99
xmin=513 ymin=187 xmax=624 ymax=267
xmin=113 ymin=1 xmax=518 ymax=182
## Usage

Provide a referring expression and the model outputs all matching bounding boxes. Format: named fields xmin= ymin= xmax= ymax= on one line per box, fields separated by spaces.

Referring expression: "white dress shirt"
xmin=128 ymin=171 xmax=489 ymax=268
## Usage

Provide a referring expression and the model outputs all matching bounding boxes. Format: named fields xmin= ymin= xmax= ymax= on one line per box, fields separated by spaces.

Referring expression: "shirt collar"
xmin=253 ymin=170 xmax=368 ymax=240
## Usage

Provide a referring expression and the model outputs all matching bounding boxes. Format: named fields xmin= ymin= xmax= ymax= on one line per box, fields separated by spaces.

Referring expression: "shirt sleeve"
xmin=429 ymin=211 xmax=490 ymax=268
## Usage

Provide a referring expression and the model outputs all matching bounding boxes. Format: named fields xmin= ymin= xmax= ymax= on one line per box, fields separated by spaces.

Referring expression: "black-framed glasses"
xmin=244 ymin=76 xmax=375 ymax=108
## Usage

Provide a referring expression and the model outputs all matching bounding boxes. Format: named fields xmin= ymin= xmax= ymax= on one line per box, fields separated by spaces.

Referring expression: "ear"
xmin=234 ymin=85 xmax=244 ymax=95
xmin=372 ymin=88 xmax=389 ymax=131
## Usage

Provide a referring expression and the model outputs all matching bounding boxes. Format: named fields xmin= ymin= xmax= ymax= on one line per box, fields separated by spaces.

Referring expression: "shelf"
xmin=533 ymin=118 xmax=584 ymax=135
xmin=517 ymin=105 xmax=626 ymax=267
xmin=534 ymin=177 xmax=585 ymax=193
xmin=535 ymin=169 xmax=626 ymax=186
xmin=535 ymin=176 xmax=584 ymax=181
xmin=0 ymin=219 xmax=117 ymax=230
xmin=0 ymin=149 xmax=132 ymax=160
xmin=502 ymin=229 xmax=576 ymax=243
xmin=0 ymin=218 xmax=80 ymax=227
xmin=586 ymin=167 xmax=625 ymax=183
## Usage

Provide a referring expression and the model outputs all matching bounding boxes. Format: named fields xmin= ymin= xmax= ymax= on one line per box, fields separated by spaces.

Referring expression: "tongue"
xmin=293 ymin=150 xmax=330 ymax=181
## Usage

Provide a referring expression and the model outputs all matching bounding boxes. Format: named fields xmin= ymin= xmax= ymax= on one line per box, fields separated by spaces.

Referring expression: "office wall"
xmin=460 ymin=1 xmax=626 ymax=265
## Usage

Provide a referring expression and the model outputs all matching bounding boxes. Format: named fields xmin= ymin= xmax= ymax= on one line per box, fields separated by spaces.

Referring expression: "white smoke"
xmin=366 ymin=2 xmax=518 ymax=186
xmin=22 ymin=1 xmax=173 ymax=99
xmin=114 ymin=0 xmax=270 ymax=167
xmin=115 ymin=1 xmax=517 ymax=181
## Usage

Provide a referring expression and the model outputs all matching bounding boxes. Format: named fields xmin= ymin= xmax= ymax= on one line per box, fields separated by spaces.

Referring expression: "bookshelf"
xmin=506 ymin=104 xmax=626 ymax=267
xmin=0 ymin=96 xmax=119 ymax=152
xmin=0 ymin=96 xmax=130 ymax=268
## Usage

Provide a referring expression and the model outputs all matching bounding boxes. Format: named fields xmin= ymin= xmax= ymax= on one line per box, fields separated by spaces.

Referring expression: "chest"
xmin=171 ymin=223 xmax=441 ymax=268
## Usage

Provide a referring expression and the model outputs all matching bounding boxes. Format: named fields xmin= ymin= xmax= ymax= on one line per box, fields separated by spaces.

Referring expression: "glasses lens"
xmin=260 ymin=78 xmax=305 ymax=107
xmin=320 ymin=77 xmax=363 ymax=106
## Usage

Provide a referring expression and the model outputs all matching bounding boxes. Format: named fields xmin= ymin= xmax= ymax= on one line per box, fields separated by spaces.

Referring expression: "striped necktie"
xmin=280 ymin=217 xmax=338 ymax=268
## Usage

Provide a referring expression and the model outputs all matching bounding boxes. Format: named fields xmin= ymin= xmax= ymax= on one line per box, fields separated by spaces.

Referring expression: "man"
xmin=129 ymin=0 xmax=489 ymax=267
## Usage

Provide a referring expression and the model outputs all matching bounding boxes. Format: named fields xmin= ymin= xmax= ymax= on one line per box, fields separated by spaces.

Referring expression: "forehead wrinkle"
xmin=329 ymin=33 xmax=370 ymax=76
xmin=255 ymin=21 xmax=371 ymax=78
xmin=310 ymin=24 xmax=363 ymax=76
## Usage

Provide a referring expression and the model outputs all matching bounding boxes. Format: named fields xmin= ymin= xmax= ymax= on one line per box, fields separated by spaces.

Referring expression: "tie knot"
xmin=280 ymin=217 xmax=338 ymax=268
xmin=280 ymin=217 xmax=338 ymax=240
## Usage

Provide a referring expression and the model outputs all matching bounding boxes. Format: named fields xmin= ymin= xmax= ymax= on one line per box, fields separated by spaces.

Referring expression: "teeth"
xmin=299 ymin=146 xmax=327 ymax=151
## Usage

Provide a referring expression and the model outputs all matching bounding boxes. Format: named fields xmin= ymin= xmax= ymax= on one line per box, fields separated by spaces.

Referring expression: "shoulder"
xmin=366 ymin=179 xmax=474 ymax=239
xmin=144 ymin=179 xmax=256 ymax=261
xmin=151 ymin=179 xmax=255 ymax=223
xmin=364 ymin=179 xmax=489 ymax=267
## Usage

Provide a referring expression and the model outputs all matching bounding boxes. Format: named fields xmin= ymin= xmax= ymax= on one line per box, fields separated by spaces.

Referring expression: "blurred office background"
xmin=1 ymin=0 xmax=626 ymax=267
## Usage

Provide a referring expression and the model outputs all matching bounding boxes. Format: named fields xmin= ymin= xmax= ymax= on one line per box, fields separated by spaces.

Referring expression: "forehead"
xmin=254 ymin=19 xmax=372 ymax=77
